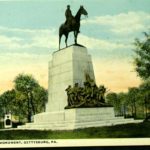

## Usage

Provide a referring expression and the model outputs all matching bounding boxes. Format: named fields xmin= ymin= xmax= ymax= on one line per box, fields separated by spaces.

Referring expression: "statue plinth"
xmin=46 ymin=45 xmax=95 ymax=112
xmin=18 ymin=46 xmax=142 ymax=130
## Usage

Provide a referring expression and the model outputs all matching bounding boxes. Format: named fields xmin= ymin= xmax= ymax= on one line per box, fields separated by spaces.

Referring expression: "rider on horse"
xmin=59 ymin=5 xmax=88 ymax=49
xmin=65 ymin=5 xmax=73 ymax=30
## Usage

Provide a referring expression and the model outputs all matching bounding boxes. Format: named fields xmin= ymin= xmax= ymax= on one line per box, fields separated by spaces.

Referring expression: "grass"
xmin=0 ymin=122 xmax=150 ymax=140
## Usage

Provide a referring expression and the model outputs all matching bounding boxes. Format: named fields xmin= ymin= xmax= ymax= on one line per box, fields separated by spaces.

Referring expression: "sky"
xmin=0 ymin=0 xmax=150 ymax=94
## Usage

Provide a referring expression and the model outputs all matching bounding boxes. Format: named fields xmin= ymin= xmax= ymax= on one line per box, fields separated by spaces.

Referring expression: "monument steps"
xmin=17 ymin=117 xmax=142 ymax=130
xmin=23 ymin=117 xmax=138 ymax=125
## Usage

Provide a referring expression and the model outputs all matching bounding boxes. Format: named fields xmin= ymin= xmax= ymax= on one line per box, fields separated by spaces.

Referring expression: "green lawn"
xmin=0 ymin=122 xmax=150 ymax=140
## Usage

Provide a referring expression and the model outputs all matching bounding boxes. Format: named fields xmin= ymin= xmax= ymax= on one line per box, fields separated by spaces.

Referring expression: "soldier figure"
xmin=65 ymin=5 xmax=73 ymax=29
xmin=73 ymin=83 xmax=80 ymax=102
xmin=65 ymin=85 xmax=74 ymax=107
xmin=98 ymin=85 xmax=106 ymax=103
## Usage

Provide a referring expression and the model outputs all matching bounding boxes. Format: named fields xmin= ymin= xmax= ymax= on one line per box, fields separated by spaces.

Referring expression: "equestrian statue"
xmin=59 ymin=5 xmax=88 ymax=50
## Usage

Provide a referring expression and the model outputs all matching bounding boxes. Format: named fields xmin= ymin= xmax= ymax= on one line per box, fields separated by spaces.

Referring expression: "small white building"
xmin=4 ymin=113 xmax=12 ymax=128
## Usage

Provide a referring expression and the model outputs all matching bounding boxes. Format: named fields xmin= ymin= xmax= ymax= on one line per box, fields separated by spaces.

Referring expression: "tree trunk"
xmin=144 ymin=97 xmax=150 ymax=122
xmin=143 ymin=104 xmax=145 ymax=119
xmin=27 ymin=111 xmax=31 ymax=123
xmin=131 ymin=105 xmax=134 ymax=117
xmin=44 ymin=103 xmax=46 ymax=112
xmin=133 ymin=98 xmax=137 ymax=118
xmin=123 ymin=105 xmax=126 ymax=118
xmin=144 ymin=97 xmax=148 ymax=118
xmin=30 ymin=92 xmax=35 ymax=115
xmin=27 ymin=93 xmax=32 ymax=123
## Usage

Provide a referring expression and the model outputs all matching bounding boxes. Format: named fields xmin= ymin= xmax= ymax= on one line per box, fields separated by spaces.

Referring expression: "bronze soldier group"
xmin=65 ymin=77 xmax=109 ymax=109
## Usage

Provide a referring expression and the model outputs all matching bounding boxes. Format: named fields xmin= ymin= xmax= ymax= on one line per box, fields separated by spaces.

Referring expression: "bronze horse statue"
xmin=59 ymin=6 xmax=88 ymax=50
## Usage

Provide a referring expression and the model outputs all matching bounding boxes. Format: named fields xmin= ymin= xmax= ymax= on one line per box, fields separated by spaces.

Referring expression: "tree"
xmin=127 ymin=87 xmax=139 ymax=118
xmin=139 ymin=80 xmax=150 ymax=119
xmin=106 ymin=92 xmax=122 ymax=116
xmin=15 ymin=90 xmax=29 ymax=122
xmin=0 ymin=89 xmax=16 ymax=115
xmin=133 ymin=31 xmax=150 ymax=120
xmin=117 ymin=92 xmax=128 ymax=117
xmin=106 ymin=92 xmax=117 ymax=105
xmin=0 ymin=74 xmax=48 ymax=123
xmin=32 ymin=86 xmax=48 ymax=113
xmin=134 ymin=31 xmax=150 ymax=80
xmin=14 ymin=74 xmax=39 ymax=122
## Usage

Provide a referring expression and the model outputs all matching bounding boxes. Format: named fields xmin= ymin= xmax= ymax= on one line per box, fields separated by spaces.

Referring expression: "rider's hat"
xmin=67 ymin=5 xmax=70 ymax=8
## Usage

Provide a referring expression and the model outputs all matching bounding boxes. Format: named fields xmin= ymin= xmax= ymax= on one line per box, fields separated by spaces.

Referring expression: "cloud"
xmin=0 ymin=52 xmax=50 ymax=67
xmin=0 ymin=27 xmax=55 ymax=93
xmin=82 ymin=11 xmax=150 ymax=35
xmin=0 ymin=35 xmax=23 ymax=49
xmin=0 ymin=25 xmax=133 ymax=57
xmin=0 ymin=26 xmax=58 ymax=51
xmin=0 ymin=26 xmax=56 ymax=35
xmin=78 ymin=34 xmax=132 ymax=51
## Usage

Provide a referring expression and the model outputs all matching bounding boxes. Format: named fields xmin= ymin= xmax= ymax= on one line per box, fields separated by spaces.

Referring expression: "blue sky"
xmin=0 ymin=0 xmax=150 ymax=93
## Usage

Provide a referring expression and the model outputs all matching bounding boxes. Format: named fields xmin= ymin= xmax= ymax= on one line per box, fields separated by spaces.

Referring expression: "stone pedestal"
xmin=18 ymin=45 xmax=142 ymax=130
xmin=46 ymin=45 xmax=95 ymax=112
xmin=18 ymin=107 xmax=142 ymax=130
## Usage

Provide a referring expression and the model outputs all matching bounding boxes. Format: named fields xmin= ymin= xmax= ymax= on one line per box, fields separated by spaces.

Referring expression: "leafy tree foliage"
xmin=0 ymin=74 xmax=48 ymax=123
xmin=98 ymin=31 xmax=150 ymax=120
xmin=127 ymin=87 xmax=139 ymax=118
xmin=117 ymin=92 xmax=128 ymax=117
xmin=106 ymin=92 xmax=122 ymax=116
xmin=13 ymin=74 xmax=48 ymax=123
xmin=14 ymin=74 xmax=39 ymax=122
xmin=0 ymin=89 xmax=16 ymax=115
xmin=133 ymin=31 xmax=150 ymax=120
xmin=139 ymin=80 xmax=150 ymax=119
xmin=134 ymin=31 xmax=150 ymax=80
xmin=106 ymin=83 xmax=150 ymax=119
xmin=32 ymin=86 xmax=48 ymax=113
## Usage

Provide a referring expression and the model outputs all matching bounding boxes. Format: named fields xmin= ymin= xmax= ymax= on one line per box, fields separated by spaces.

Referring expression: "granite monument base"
xmin=17 ymin=45 xmax=142 ymax=130
xmin=18 ymin=107 xmax=142 ymax=130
